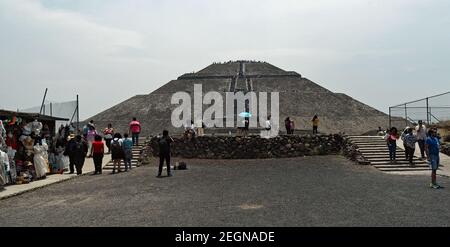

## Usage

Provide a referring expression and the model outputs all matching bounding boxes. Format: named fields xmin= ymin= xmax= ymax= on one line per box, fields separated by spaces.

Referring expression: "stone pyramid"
xmin=87 ymin=61 xmax=389 ymax=135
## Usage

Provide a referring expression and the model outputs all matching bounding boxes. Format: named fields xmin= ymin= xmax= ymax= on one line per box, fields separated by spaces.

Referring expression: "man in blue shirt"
xmin=425 ymin=128 xmax=442 ymax=189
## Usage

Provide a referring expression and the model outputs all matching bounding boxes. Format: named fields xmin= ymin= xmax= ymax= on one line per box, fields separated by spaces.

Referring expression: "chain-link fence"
xmin=389 ymin=91 xmax=450 ymax=129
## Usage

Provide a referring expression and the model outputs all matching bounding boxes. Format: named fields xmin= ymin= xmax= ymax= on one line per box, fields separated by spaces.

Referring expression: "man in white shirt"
xmin=415 ymin=120 xmax=427 ymax=159
xmin=265 ymin=115 xmax=272 ymax=131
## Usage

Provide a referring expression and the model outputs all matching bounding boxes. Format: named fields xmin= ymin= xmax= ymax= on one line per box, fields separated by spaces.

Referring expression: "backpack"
xmin=111 ymin=139 xmax=122 ymax=154
xmin=122 ymin=138 xmax=133 ymax=150
xmin=73 ymin=141 xmax=85 ymax=156
xmin=177 ymin=162 xmax=187 ymax=170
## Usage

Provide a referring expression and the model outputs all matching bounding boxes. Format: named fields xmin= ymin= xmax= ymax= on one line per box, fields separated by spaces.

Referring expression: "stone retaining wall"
xmin=341 ymin=138 xmax=370 ymax=165
xmin=143 ymin=134 xmax=346 ymax=159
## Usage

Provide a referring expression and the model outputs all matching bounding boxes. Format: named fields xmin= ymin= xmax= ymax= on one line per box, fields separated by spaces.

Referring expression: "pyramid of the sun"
xmin=87 ymin=61 xmax=389 ymax=135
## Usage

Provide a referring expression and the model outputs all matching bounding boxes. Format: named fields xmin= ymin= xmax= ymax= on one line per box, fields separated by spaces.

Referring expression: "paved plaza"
xmin=1 ymin=155 xmax=449 ymax=227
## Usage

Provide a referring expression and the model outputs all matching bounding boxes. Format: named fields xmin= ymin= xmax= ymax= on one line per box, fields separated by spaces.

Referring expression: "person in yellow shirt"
xmin=312 ymin=115 xmax=319 ymax=134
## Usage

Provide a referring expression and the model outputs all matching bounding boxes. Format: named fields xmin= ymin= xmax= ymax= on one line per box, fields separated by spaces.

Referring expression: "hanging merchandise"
xmin=22 ymin=136 xmax=35 ymax=156
xmin=5 ymin=131 xmax=18 ymax=150
xmin=0 ymin=150 xmax=9 ymax=186
xmin=7 ymin=147 xmax=17 ymax=184
xmin=31 ymin=119 xmax=43 ymax=136
xmin=0 ymin=120 xmax=6 ymax=148
xmin=33 ymin=142 xmax=49 ymax=179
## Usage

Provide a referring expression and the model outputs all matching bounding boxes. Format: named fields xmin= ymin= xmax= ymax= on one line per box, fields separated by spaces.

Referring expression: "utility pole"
xmin=39 ymin=88 xmax=48 ymax=115
xmin=77 ymin=95 xmax=80 ymax=134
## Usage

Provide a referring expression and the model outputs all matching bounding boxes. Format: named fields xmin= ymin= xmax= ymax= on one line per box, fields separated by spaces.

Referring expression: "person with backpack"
xmin=157 ymin=130 xmax=174 ymax=178
xmin=103 ymin=123 xmax=114 ymax=154
xmin=129 ymin=117 xmax=141 ymax=146
xmin=400 ymin=127 xmax=410 ymax=161
xmin=111 ymin=133 xmax=124 ymax=174
xmin=91 ymin=135 xmax=105 ymax=175
xmin=122 ymin=133 xmax=133 ymax=172
xmin=73 ymin=135 xmax=88 ymax=175
xmin=404 ymin=127 xmax=417 ymax=165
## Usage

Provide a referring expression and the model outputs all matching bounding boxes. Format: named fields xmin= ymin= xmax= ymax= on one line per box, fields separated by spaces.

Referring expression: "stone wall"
xmin=341 ymin=137 xmax=370 ymax=165
xmin=143 ymin=134 xmax=345 ymax=159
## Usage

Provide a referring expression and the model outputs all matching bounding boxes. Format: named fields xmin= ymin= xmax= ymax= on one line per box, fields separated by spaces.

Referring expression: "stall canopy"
xmin=0 ymin=109 xmax=69 ymax=134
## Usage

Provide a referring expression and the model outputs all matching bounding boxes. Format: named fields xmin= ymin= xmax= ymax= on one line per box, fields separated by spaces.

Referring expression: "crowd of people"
xmin=70 ymin=118 xmax=142 ymax=175
xmin=383 ymin=120 xmax=443 ymax=189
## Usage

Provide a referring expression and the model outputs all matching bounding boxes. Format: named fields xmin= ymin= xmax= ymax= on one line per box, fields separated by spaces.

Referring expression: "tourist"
xmin=312 ymin=115 xmax=319 ymax=134
xmin=265 ymin=115 xmax=272 ymax=131
xmin=82 ymin=124 xmax=89 ymax=139
xmin=426 ymin=128 xmax=442 ymax=189
xmin=285 ymin=117 xmax=291 ymax=135
xmin=86 ymin=125 xmax=97 ymax=158
xmin=129 ymin=117 xmax=141 ymax=146
xmin=184 ymin=120 xmax=196 ymax=140
xmin=190 ymin=120 xmax=196 ymax=137
xmin=122 ymin=133 xmax=133 ymax=172
xmin=196 ymin=120 xmax=205 ymax=137
xmin=386 ymin=127 xmax=399 ymax=163
xmin=415 ymin=120 xmax=427 ymax=160
xmin=65 ymin=134 xmax=77 ymax=174
xmin=88 ymin=120 xmax=95 ymax=129
xmin=377 ymin=127 xmax=385 ymax=136
xmin=103 ymin=123 xmax=114 ymax=154
xmin=91 ymin=135 xmax=104 ymax=175
xmin=157 ymin=130 xmax=174 ymax=178
xmin=111 ymin=133 xmax=124 ymax=174
xmin=290 ymin=119 xmax=295 ymax=134
xmin=404 ymin=128 xmax=417 ymax=165
xmin=400 ymin=127 xmax=410 ymax=161
xmin=243 ymin=117 xmax=249 ymax=137
xmin=73 ymin=135 xmax=88 ymax=175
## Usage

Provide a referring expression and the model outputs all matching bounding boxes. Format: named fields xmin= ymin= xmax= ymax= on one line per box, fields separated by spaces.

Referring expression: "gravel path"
xmin=1 ymin=155 xmax=449 ymax=226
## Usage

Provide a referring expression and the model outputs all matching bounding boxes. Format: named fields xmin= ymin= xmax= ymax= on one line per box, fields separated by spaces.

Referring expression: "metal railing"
xmin=389 ymin=91 xmax=450 ymax=128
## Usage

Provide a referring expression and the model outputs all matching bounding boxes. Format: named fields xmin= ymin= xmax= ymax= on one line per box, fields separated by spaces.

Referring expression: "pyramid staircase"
xmin=103 ymin=138 xmax=146 ymax=171
xmin=347 ymin=136 xmax=430 ymax=172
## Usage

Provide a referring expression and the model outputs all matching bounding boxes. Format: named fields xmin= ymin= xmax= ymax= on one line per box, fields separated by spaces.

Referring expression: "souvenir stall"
xmin=0 ymin=109 xmax=69 ymax=186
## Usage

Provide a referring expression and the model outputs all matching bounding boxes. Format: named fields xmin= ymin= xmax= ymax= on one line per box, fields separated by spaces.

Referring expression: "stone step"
xmin=370 ymin=160 xmax=428 ymax=165
xmin=355 ymin=145 xmax=389 ymax=148
xmin=352 ymin=141 xmax=387 ymax=144
xmin=349 ymin=139 xmax=385 ymax=141
xmin=359 ymin=148 xmax=403 ymax=152
xmin=359 ymin=151 xmax=403 ymax=153
xmin=378 ymin=167 xmax=431 ymax=172
xmin=367 ymin=157 xmax=423 ymax=162
xmin=373 ymin=164 xmax=430 ymax=169
xmin=358 ymin=146 xmax=401 ymax=150
xmin=348 ymin=136 xmax=383 ymax=138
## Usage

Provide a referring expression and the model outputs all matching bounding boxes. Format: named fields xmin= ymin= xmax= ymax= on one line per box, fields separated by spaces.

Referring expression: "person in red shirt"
xmin=129 ymin=117 xmax=141 ymax=146
xmin=91 ymin=135 xmax=105 ymax=175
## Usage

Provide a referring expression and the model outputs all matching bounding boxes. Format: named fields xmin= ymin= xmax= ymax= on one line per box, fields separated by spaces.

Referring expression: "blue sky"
xmin=1 ymin=0 xmax=449 ymax=120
